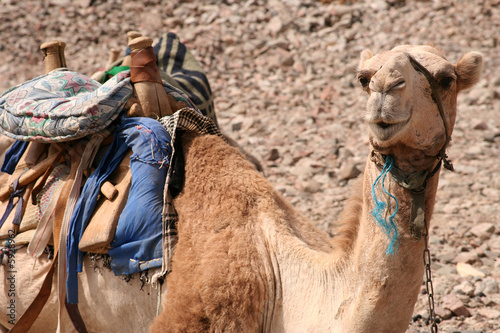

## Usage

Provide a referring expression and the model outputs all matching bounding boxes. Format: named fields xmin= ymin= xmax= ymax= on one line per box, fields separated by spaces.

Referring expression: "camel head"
xmin=357 ymin=45 xmax=482 ymax=171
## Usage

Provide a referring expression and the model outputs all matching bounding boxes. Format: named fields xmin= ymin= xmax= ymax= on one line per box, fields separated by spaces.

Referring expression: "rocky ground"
xmin=1 ymin=0 xmax=500 ymax=332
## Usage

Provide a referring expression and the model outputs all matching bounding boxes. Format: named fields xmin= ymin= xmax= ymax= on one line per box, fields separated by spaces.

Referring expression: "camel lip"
xmin=369 ymin=118 xmax=409 ymax=141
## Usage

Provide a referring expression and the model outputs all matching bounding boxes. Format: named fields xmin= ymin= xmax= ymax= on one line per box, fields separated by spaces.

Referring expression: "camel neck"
xmin=333 ymin=153 xmax=442 ymax=331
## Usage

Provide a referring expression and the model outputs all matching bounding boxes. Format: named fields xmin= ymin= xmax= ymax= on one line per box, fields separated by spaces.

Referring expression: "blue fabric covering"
xmin=66 ymin=116 xmax=171 ymax=304
xmin=108 ymin=118 xmax=170 ymax=275
xmin=1 ymin=140 xmax=29 ymax=174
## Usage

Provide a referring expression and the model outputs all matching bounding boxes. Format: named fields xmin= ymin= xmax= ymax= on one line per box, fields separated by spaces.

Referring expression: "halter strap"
xmin=405 ymin=53 xmax=454 ymax=171
xmin=370 ymin=151 xmax=442 ymax=193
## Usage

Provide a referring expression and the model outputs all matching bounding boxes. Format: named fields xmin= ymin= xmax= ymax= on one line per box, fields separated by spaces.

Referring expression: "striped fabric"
xmin=154 ymin=33 xmax=218 ymax=128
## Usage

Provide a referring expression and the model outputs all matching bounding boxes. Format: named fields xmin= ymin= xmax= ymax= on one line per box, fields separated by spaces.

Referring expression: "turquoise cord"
xmin=371 ymin=156 xmax=399 ymax=255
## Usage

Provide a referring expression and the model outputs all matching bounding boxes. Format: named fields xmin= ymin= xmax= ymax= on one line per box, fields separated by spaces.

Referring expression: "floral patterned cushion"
xmin=0 ymin=69 xmax=133 ymax=142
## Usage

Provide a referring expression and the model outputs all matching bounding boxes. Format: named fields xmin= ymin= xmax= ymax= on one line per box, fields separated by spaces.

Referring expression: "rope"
xmin=371 ymin=155 xmax=399 ymax=255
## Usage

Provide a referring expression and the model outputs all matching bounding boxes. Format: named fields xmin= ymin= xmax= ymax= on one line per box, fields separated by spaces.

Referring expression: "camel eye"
xmin=358 ymin=76 xmax=370 ymax=88
xmin=439 ymin=76 xmax=454 ymax=89
xmin=394 ymin=80 xmax=406 ymax=88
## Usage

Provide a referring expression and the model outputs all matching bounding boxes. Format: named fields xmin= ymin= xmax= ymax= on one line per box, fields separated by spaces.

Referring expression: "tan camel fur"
xmin=0 ymin=45 xmax=481 ymax=332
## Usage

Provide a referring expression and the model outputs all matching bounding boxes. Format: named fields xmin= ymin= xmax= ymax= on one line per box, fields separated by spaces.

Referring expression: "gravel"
xmin=1 ymin=0 xmax=499 ymax=331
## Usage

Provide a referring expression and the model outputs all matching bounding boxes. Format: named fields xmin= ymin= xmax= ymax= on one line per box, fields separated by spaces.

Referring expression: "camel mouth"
xmin=377 ymin=122 xmax=392 ymax=129
xmin=369 ymin=119 xmax=409 ymax=141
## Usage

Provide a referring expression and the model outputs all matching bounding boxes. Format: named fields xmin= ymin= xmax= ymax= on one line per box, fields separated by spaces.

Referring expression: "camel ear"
xmin=359 ymin=49 xmax=374 ymax=67
xmin=456 ymin=51 xmax=482 ymax=92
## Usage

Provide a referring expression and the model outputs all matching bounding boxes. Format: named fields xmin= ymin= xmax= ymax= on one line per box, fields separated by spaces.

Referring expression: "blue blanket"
xmin=66 ymin=116 xmax=171 ymax=303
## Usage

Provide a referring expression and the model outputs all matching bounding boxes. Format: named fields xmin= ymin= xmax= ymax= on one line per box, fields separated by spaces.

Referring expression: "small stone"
xmin=475 ymin=277 xmax=500 ymax=295
xmin=469 ymin=222 xmax=495 ymax=240
xmin=292 ymin=150 xmax=314 ymax=164
xmin=434 ymin=306 xmax=453 ymax=320
xmin=230 ymin=115 xmax=254 ymax=132
xmin=229 ymin=104 xmax=246 ymax=115
xmin=435 ymin=264 xmax=457 ymax=275
xmin=302 ymin=180 xmax=321 ymax=193
xmin=475 ymin=246 xmax=486 ymax=257
xmin=267 ymin=16 xmax=283 ymax=36
xmin=338 ymin=162 xmax=361 ymax=181
xmin=265 ymin=148 xmax=280 ymax=162
xmin=477 ymin=308 xmax=500 ymax=319
xmin=320 ymin=84 xmax=335 ymax=101
xmin=454 ymin=251 xmax=478 ymax=264
xmin=489 ymin=237 xmax=500 ymax=252
xmin=453 ymin=280 xmax=475 ymax=296
xmin=470 ymin=239 xmax=481 ymax=248
xmin=493 ymin=76 xmax=500 ymax=87
xmin=442 ymin=293 xmax=471 ymax=317
xmin=370 ymin=0 xmax=389 ymax=11
xmin=280 ymin=56 xmax=294 ymax=67
xmin=438 ymin=250 xmax=458 ymax=264
xmin=473 ymin=122 xmax=489 ymax=130
xmin=232 ymin=121 xmax=243 ymax=131
xmin=78 ymin=0 xmax=93 ymax=7
xmin=293 ymin=61 xmax=305 ymax=73
xmin=457 ymin=262 xmax=486 ymax=278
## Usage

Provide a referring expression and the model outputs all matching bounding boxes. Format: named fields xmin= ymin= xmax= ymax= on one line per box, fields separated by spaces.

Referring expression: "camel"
xmin=0 ymin=44 xmax=481 ymax=332
xmin=149 ymin=44 xmax=482 ymax=332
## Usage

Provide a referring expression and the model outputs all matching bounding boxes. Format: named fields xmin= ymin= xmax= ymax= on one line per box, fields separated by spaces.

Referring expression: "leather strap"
xmin=406 ymin=53 xmax=454 ymax=171
xmin=409 ymin=190 xmax=426 ymax=240
xmin=370 ymin=151 xmax=442 ymax=192
xmin=65 ymin=302 xmax=88 ymax=333
xmin=130 ymin=47 xmax=162 ymax=84
xmin=9 ymin=143 xmax=89 ymax=333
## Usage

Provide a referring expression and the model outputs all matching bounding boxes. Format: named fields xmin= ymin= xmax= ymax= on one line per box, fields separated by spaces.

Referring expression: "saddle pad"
xmin=0 ymin=69 xmax=133 ymax=143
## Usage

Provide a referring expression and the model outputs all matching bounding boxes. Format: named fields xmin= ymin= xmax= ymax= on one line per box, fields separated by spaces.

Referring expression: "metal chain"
xmin=422 ymin=216 xmax=438 ymax=333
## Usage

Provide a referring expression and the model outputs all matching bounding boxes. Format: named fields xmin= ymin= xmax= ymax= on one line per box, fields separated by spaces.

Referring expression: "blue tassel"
xmin=371 ymin=156 xmax=399 ymax=255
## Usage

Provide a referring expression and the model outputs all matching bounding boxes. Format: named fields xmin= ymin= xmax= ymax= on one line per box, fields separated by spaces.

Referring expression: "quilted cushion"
xmin=0 ymin=69 xmax=133 ymax=142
